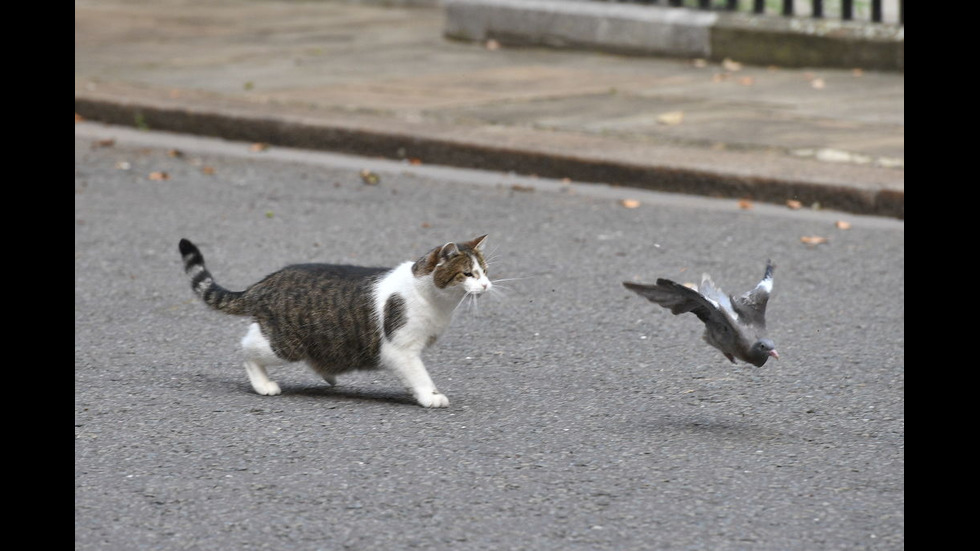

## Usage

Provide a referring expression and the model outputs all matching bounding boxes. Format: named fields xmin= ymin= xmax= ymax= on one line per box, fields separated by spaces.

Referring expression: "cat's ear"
xmin=412 ymin=247 xmax=441 ymax=276
xmin=439 ymin=242 xmax=461 ymax=261
xmin=466 ymin=235 xmax=488 ymax=250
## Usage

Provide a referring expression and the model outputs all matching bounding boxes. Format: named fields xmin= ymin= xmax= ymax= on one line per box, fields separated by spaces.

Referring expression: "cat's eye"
xmin=463 ymin=271 xmax=473 ymax=277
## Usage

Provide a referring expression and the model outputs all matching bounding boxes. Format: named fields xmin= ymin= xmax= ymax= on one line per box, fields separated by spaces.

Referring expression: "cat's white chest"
xmin=375 ymin=262 xmax=459 ymax=347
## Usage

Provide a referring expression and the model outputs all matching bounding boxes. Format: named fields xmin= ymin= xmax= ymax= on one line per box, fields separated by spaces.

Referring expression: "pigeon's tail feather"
xmin=698 ymin=274 xmax=732 ymax=313
xmin=698 ymin=274 xmax=722 ymax=299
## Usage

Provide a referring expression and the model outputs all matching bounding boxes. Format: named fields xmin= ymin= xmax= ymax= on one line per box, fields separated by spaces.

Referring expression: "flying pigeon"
xmin=623 ymin=260 xmax=779 ymax=367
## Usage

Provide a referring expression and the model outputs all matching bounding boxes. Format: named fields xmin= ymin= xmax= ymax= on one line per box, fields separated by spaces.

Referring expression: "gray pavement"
xmin=74 ymin=0 xmax=904 ymax=219
xmin=74 ymin=124 xmax=904 ymax=551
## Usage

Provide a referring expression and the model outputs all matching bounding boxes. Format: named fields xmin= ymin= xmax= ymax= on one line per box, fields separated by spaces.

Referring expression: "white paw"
xmin=415 ymin=390 xmax=449 ymax=408
xmin=253 ymin=380 xmax=282 ymax=396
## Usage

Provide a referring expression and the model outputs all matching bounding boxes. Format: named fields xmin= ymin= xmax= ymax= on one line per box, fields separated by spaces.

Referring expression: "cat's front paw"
xmin=415 ymin=390 xmax=449 ymax=408
xmin=252 ymin=380 xmax=282 ymax=396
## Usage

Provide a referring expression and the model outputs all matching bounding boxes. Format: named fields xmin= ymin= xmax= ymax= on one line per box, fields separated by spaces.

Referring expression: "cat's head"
xmin=413 ymin=235 xmax=492 ymax=296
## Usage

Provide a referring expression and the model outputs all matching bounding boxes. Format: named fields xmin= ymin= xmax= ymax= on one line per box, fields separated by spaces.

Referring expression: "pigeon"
xmin=623 ymin=260 xmax=779 ymax=367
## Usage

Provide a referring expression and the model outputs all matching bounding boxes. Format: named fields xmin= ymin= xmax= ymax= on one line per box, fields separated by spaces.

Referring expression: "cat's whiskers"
xmin=453 ymin=290 xmax=481 ymax=315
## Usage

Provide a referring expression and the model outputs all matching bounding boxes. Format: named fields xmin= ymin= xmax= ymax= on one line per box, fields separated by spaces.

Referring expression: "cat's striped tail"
xmin=179 ymin=239 xmax=251 ymax=316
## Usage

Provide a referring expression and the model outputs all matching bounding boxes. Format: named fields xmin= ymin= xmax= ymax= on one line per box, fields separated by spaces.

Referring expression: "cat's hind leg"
xmin=306 ymin=363 xmax=338 ymax=386
xmin=241 ymin=322 xmax=284 ymax=396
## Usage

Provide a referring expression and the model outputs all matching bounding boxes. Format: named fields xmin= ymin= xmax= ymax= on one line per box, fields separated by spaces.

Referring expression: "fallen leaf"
xmin=75 ymin=113 xmax=85 ymax=123
xmin=249 ymin=142 xmax=269 ymax=152
xmin=561 ymin=177 xmax=571 ymax=184
xmin=786 ymin=199 xmax=802 ymax=210
xmin=115 ymin=161 xmax=131 ymax=171
xmin=811 ymin=77 xmax=826 ymax=89
xmin=737 ymin=199 xmax=754 ymax=209
xmin=801 ymin=235 xmax=829 ymax=245
xmin=738 ymin=76 xmax=755 ymax=86
xmin=835 ymin=220 xmax=852 ymax=230
xmin=167 ymin=149 xmax=184 ymax=158
xmin=91 ymin=138 xmax=115 ymax=149
xmin=510 ymin=184 xmax=534 ymax=193
xmin=851 ymin=68 xmax=864 ymax=77
xmin=421 ymin=222 xmax=431 ymax=228
xmin=169 ymin=89 xmax=182 ymax=98
xmin=712 ymin=73 xmax=729 ymax=82
xmin=485 ymin=39 xmax=500 ymax=51
xmin=202 ymin=166 xmax=216 ymax=175
xmin=360 ymin=169 xmax=380 ymax=185
xmin=722 ymin=58 xmax=743 ymax=71
xmin=620 ymin=199 xmax=641 ymax=209
xmin=265 ymin=211 xmax=274 ymax=218
xmin=148 ymin=171 xmax=170 ymax=181
xmin=409 ymin=158 xmax=422 ymax=166
xmin=656 ymin=111 xmax=684 ymax=125
xmin=692 ymin=58 xmax=708 ymax=68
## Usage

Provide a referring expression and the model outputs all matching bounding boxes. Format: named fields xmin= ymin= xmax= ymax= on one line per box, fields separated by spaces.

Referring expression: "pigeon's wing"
xmin=623 ymin=279 xmax=733 ymax=328
xmin=730 ymin=260 xmax=774 ymax=329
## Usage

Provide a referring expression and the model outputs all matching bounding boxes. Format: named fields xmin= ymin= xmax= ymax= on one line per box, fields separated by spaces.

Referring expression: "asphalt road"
xmin=75 ymin=122 xmax=904 ymax=550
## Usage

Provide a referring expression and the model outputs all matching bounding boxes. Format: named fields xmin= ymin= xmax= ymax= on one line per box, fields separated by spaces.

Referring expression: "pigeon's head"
xmin=747 ymin=338 xmax=779 ymax=367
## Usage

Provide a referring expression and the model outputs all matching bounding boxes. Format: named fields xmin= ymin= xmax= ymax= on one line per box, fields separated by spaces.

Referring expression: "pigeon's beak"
xmin=769 ymin=349 xmax=780 ymax=360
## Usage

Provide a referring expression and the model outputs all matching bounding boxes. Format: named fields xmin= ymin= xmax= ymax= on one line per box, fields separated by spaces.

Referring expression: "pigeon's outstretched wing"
xmin=622 ymin=279 xmax=728 ymax=327
xmin=729 ymin=259 xmax=774 ymax=330
xmin=622 ymin=278 xmax=743 ymax=363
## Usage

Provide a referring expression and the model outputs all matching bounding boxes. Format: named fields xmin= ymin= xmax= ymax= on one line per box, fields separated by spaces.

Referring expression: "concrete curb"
xmin=74 ymin=81 xmax=903 ymax=219
xmin=444 ymin=0 xmax=904 ymax=71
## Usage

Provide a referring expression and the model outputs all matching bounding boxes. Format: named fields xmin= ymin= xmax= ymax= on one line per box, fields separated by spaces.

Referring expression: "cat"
xmin=178 ymin=235 xmax=492 ymax=408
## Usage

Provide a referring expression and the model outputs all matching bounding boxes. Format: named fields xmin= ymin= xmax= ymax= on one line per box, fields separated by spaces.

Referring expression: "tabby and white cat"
xmin=178 ymin=236 xmax=492 ymax=407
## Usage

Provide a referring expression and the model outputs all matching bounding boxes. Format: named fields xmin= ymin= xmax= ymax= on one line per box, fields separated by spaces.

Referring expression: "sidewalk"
xmin=74 ymin=0 xmax=904 ymax=219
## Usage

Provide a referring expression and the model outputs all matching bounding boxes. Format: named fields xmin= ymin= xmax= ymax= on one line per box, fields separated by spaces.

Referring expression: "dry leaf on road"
xmin=722 ymin=58 xmax=743 ymax=71
xmin=657 ymin=111 xmax=684 ymax=125
xmin=148 ymin=171 xmax=170 ymax=181
xmin=835 ymin=220 xmax=852 ymax=230
xmin=620 ymin=199 xmax=640 ymax=209
xmin=786 ymin=199 xmax=802 ymax=210
xmin=360 ymin=169 xmax=380 ymax=185
xmin=801 ymin=235 xmax=829 ymax=245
